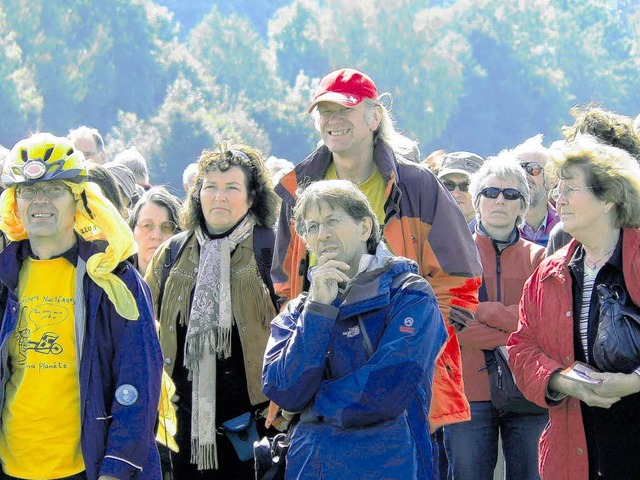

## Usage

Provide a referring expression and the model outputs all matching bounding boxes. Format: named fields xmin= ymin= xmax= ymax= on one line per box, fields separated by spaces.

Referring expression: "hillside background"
xmin=1 ymin=0 xmax=638 ymax=190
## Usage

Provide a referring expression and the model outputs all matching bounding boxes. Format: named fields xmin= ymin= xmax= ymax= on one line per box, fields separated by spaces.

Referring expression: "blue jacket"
xmin=0 ymin=238 xmax=163 ymax=480
xmin=262 ymin=245 xmax=447 ymax=480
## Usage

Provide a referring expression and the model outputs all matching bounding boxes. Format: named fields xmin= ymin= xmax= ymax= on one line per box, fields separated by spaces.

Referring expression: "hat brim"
xmin=438 ymin=168 xmax=473 ymax=179
xmin=307 ymin=92 xmax=366 ymax=113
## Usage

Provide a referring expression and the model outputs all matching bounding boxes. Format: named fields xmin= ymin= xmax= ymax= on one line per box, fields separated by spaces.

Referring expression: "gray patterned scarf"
xmin=185 ymin=214 xmax=256 ymax=469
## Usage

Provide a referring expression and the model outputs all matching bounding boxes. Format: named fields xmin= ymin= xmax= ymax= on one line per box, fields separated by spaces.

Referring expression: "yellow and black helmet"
xmin=2 ymin=132 xmax=87 ymax=186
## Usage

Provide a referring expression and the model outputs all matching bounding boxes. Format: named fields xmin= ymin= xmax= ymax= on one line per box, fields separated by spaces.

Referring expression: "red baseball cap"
xmin=307 ymin=68 xmax=378 ymax=113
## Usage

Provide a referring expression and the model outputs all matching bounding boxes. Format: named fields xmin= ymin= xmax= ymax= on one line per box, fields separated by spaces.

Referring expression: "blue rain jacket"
xmin=263 ymin=245 xmax=447 ymax=480
xmin=0 ymin=238 xmax=163 ymax=479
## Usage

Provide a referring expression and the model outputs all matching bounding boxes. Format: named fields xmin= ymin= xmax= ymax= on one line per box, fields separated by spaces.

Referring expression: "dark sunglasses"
xmin=520 ymin=162 xmax=543 ymax=176
xmin=480 ymin=187 xmax=523 ymax=201
xmin=443 ymin=180 xmax=470 ymax=192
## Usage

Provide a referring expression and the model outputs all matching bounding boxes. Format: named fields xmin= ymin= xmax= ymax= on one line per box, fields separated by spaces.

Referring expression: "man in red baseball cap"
xmin=269 ymin=67 xmax=483 ymax=479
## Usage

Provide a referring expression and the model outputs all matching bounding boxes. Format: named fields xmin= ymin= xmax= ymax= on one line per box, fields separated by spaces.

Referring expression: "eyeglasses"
xmin=443 ymin=180 xmax=470 ymax=192
xmin=301 ymin=216 xmax=344 ymax=236
xmin=520 ymin=162 xmax=543 ymax=176
xmin=136 ymin=220 xmax=178 ymax=236
xmin=550 ymin=185 xmax=593 ymax=202
xmin=480 ymin=187 xmax=523 ymax=201
xmin=16 ymin=183 xmax=68 ymax=200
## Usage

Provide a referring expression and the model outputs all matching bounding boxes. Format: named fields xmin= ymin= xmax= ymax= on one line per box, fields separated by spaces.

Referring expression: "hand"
xmin=307 ymin=252 xmax=350 ymax=305
xmin=549 ymin=371 xmax=620 ymax=409
xmin=264 ymin=400 xmax=280 ymax=429
xmin=589 ymin=370 xmax=640 ymax=399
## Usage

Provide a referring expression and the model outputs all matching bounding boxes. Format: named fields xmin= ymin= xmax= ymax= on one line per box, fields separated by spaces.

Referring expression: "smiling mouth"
xmin=329 ymin=129 xmax=349 ymax=136
xmin=32 ymin=213 xmax=53 ymax=218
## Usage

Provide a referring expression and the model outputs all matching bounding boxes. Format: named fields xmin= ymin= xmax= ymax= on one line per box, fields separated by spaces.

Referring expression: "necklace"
xmin=584 ymin=247 xmax=616 ymax=270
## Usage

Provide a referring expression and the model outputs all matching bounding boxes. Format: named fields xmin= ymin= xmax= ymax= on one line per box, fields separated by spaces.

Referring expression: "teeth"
xmin=329 ymin=130 xmax=349 ymax=136
xmin=33 ymin=213 xmax=52 ymax=218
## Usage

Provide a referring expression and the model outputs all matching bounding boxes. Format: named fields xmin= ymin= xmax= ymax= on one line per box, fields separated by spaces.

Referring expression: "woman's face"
xmin=133 ymin=202 xmax=177 ymax=273
xmin=477 ymin=176 xmax=525 ymax=234
xmin=554 ymin=166 xmax=609 ymax=240
xmin=200 ymin=166 xmax=253 ymax=235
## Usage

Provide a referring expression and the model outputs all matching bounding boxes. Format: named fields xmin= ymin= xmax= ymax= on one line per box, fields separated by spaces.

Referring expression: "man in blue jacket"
xmin=0 ymin=133 xmax=163 ymax=480
xmin=262 ymin=179 xmax=447 ymax=480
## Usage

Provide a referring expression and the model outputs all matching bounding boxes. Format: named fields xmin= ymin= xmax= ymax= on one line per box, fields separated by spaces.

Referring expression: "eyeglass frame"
xmin=550 ymin=185 xmax=594 ymax=202
xmin=479 ymin=187 xmax=524 ymax=201
xmin=15 ymin=182 xmax=70 ymax=200
xmin=300 ymin=215 xmax=350 ymax=237
xmin=135 ymin=220 xmax=179 ymax=236
xmin=520 ymin=162 xmax=544 ymax=177
xmin=442 ymin=180 xmax=470 ymax=193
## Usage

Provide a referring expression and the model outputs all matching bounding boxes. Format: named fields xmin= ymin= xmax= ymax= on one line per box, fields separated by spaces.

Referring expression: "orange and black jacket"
xmin=271 ymin=139 xmax=483 ymax=430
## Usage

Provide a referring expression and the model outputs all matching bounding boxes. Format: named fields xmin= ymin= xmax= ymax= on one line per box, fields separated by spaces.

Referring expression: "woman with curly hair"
xmin=145 ymin=144 xmax=280 ymax=479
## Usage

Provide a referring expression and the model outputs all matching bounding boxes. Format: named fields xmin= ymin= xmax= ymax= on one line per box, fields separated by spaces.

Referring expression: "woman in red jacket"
xmin=443 ymin=155 xmax=548 ymax=479
xmin=508 ymin=136 xmax=640 ymax=480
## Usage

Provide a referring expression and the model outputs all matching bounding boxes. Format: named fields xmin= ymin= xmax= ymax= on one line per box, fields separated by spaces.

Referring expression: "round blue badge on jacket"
xmin=115 ymin=384 xmax=138 ymax=406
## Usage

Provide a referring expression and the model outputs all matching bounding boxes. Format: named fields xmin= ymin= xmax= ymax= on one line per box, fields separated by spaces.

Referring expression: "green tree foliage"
xmin=0 ymin=7 xmax=43 ymax=145
xmin=1 ymin=0 xmax=175 ymax=136
xmin=0 ymin=0 xmax=638 ymax=188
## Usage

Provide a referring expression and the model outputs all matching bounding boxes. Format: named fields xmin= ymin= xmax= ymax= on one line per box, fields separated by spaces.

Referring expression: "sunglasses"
xmin=520 ymin=162 xmax=543 ymax=176
xmin=480 ymin=187 xmax=523 ymax=201
xmin=443 ymin=180 xmax=470 ymax=192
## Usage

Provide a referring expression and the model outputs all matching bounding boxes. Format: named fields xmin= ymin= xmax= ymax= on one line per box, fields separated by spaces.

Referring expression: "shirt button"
xmin=242 ymin=326 xmax=247 ymax=331
xmin=577 ymin=448 xmax=583 ymax=455
xmin=571 ymin=403 xmax=577 ymax=409
xmin=168 ymin=326 xmax=174 ymax=333
xmin=565 ymin=311 xmax=571 ymax=317
xmin=164 ymin=358 xmax=172 ymax=365
xmin=247 ymin=359 xmax=252 ymax=364
xmin=194 ymin=267 xmax=199 ymax=273
xmin=177 ymin=295 xmax=182 ymax=301
xmin=566 ymin=356 xmax=571 ymax=361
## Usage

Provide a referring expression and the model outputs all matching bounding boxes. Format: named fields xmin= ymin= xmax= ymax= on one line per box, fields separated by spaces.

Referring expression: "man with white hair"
xmin=512 ymin=134 xmax=560 ymax=247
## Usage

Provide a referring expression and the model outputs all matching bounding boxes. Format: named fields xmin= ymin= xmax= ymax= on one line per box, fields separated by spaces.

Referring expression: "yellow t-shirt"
xmin=324 ymin=163 xmax=386 ymax=225
xmin=0 ymin=257 xmax=84 ymax=478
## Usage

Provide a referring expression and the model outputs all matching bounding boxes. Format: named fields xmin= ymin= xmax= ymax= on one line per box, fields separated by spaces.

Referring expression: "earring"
xmin=604 ymin=208 xmax=609 ymax=214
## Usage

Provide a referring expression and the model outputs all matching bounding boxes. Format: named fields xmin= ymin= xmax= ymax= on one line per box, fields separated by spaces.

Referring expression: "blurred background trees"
xmin=0 ymin=0 xmax=638 ymax=189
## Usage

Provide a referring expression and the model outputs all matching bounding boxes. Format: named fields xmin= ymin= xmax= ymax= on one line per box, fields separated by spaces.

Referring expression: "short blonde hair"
xmin=547 ymin=135 xmax=640 ymax=228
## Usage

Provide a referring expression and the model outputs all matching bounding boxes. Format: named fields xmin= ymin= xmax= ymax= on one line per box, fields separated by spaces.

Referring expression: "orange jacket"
xmin=271 ymin=141 xmax=482 ymax=430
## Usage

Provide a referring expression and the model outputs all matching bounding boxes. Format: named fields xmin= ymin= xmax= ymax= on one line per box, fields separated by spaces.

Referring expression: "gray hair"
xmin=469 ymin=153 xmax=530 ymax=226
xmin=293 ymin=179 xmax=381 ymax=254
xmin=113 ymin=147 xmax=150 ymax=185
xmin=310 ymin=94 xmax=417 ymax=158
xmin=128 ymin=185 xmax=182 ymax=231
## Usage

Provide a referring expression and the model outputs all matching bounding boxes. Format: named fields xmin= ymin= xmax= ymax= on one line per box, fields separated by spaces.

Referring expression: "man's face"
xmin=441 ymin=173 xmax=474 ymax=222
xmin=518 ymin=152 xmax=548 ymax=208
xmin=302 ymin=201 xmax=371 ymax=274
xmin=316 ymin=101 xmax=380 ymax=157
xmin=74 ymin=135 xmax=105 ymax=165
xmin=15 ymin=180 xmax=77 ymax=247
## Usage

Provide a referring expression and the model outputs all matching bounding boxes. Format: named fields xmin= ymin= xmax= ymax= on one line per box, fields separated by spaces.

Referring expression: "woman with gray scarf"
xmin=145 ymin=145 xmax=280 ymax=479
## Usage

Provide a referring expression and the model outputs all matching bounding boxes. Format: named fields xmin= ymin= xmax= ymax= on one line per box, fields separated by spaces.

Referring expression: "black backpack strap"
xmin=253 ymin=225 xmax=279 ymax=309
xmin=157 ymin=232 xmax=191 ymax=305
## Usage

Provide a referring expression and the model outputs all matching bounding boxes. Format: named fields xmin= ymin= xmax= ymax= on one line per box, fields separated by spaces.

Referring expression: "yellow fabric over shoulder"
xmin=0 ymin=182 xmax=140 ymax=321
xmin=0 ymin=187 xmax=28 ymax=241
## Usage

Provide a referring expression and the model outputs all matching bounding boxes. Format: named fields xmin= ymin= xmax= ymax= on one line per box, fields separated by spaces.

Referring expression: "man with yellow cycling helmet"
xmin=0 ymin=133 xmax=163 ymax=480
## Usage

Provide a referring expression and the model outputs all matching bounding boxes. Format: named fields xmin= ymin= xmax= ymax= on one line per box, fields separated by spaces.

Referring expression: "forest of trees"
xmin=0 ymin=0 xmax=638 ymax=189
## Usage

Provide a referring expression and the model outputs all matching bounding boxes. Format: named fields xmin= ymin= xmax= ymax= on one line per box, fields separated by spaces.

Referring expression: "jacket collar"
xmin=0 ymin=234 xmax=101 ymax=291
xmin=276 ymin=139 xmax=401 ymax=209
